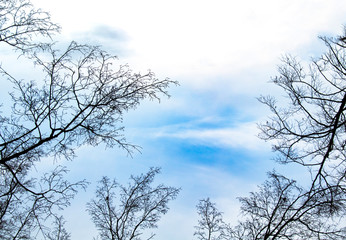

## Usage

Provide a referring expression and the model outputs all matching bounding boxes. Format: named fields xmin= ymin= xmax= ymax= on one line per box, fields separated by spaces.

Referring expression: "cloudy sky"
xmin=9 ymin=0 xmax=346 ymax=239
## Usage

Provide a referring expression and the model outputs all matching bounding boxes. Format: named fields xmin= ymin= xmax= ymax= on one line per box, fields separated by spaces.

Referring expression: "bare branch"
xmin=87 ymin=168 xmax=180 ymax=240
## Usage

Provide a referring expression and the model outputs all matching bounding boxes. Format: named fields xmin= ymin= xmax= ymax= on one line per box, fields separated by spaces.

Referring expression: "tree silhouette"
xmin=87 ymin=168 xmax=180 ymax=240
xmin=230 ymin=28 xmax=346 ymax=240
xmin=194 ymin=198 xmax=228 ymax=240
xmin=0 ymin=1 xmax=177 ymax=238
xmin=201 ymin=28 xmax=346 ymax=240
xmin=0 ymin=0 xmax=59 ymax=51
xmin=258 ymin=29 xmax=346 ymax=194
xmin=230 ymin=172 xmax=345 ymax=240
xmin=0 ymin=166 xmax=86 ymax=239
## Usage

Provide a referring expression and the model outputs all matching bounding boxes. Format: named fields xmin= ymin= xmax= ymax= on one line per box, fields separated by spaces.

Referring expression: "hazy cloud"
xmin=71 ymin=25 xmax=129 ymax=55
xmin=153 ymin=121 xmax=268 ymax=151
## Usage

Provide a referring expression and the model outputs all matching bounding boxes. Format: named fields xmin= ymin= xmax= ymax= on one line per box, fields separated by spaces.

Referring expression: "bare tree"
xmin=0 ymin=0 xmax=60 ymax=51
xmin=46 ymin=216 xmax=71 ymax=240
xmin=0 ymin=165 xmax=87 ymax=239
xmin=0 ymin=0 xmax=177 ymax=239
xmin=230 ymin=172 xmax=345 ymax=240
xmin=0 ymin=41 xmax=176 ymax=238
xmin=258 ymin=27 xmax=346 ymax=196
xmin=1 ymin=0 xmax=177 ymax=169
xmin=237 ymin=27 xmax=346 ymax=239
xmin=199 ymin=29 xmax=346 ymax=240
xmin=194 ymin=198 xmax=228 ymax=240
xmin=0 ymin=41 xmax=177 ymax=166
xmin=87 ymin=167 xmax=180 ymax=240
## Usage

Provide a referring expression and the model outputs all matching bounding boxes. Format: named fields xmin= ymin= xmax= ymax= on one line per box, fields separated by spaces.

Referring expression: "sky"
xmin=4 ymin=0 xmax=346 ymax=239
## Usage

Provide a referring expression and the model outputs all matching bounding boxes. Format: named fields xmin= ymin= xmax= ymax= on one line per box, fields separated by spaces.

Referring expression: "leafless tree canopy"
xmin=232 ymin=28 xmax=346 ymax=239
xmin=45 ymin=216 xmax=71 ymax=240
xmin=258 ymin=29 xmax=346 ymax=190
xmin=198 ymin=29 xmax=346 ymax=240
xmin=0 ymin=165 xmax=87 ymax=239
xmin=3 ymin=0 xmax=344 ymax=239
xmin=230 ymin=172 xmax=345 ymax=240
xmin=194 ymin=198 xmax=228 ymax=240
xmin=0 ymin=41 xmax=177 ymax=166
xmin=0 ymin=0 xmax=60 ymax=51
xmin=0 ymin=0 xmax=177 ymax=239
xmin=87 ymin=167 xmax=180 ymax=240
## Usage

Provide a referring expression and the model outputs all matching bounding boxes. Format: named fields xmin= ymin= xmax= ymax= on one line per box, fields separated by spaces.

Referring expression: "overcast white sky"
xmin=10 ymin=0 xmax=346 ymax=239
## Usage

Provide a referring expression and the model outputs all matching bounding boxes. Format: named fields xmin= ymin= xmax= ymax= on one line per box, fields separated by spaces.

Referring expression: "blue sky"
xmin=4 ymin=0 xmax=346 ymax=239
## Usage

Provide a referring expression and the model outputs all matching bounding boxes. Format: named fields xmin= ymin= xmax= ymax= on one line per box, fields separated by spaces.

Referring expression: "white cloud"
xmin=32 ymin=0 xmax=346 ymax=80
xmin=156 ymin=121 xmax=269 ymax=151
xmin=29 ymin=0 xmax=346 ymax=104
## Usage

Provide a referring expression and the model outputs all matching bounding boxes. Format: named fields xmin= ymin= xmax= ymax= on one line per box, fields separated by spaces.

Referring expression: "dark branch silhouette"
xmin=200 ymin=28 xmax=346 ymax=240
xmin=0 ymin=1 xmax=177 ymax=239
xmin=0 ymin=0 xmax=60 ymax=52
xmin=194 ymin=198 xmax=228 ymax=240
xmin=258 ymin=30 xmax=346 ymax=191
xmin=87 ymin=167 xmax=180 ymax=240
xmin=230 ymin=172 xmax=345 ymax=240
